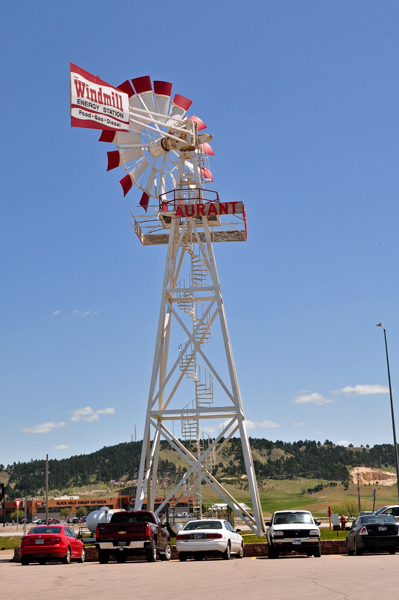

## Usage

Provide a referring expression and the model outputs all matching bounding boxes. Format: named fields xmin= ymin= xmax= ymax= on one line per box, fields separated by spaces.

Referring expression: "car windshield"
xmin=111 ymin=512 xmax=155 ymax=524
xmin=358 ymin=515 xmax=397 ymax=525
xmin=273 ymin=512 xmax=313 ymax=525
xmin=184 ymin=521 xmax=222 ymax=530
xmin=28 ymin=527 xmax=62 ymax=534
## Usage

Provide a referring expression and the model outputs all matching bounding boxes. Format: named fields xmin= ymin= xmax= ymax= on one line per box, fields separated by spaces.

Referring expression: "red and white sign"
xmin=15 ymin=498 xmax=21 ymax=509
xmin=70 ymin=63 xmax=130 ymax=132
xmin=173 ymin=201 xmax=244 ymax=218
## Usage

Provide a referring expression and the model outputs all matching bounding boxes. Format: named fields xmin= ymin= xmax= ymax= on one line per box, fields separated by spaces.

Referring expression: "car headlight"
xmin=272 ymin=531 xmax=284 ymax=536
xmin=309 ymin=529 xmax=319 ymax=536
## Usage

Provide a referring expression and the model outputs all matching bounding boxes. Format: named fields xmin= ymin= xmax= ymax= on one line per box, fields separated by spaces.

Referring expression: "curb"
xmin=13 ymin=539 xmax=348 ymax=562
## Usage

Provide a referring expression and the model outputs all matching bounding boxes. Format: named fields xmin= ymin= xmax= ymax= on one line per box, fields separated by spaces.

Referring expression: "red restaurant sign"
xmin=70 ymin=63 xmax=130 ymax=132
xmin=172 ymin=201 xmax=244 ymax=218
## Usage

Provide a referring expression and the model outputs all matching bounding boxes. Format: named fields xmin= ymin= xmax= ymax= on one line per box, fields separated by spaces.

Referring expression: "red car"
xmin=20 ymin=525 xmax=85 ymax=565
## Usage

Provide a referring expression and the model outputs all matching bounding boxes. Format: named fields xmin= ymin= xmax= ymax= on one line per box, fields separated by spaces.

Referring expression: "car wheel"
xmin=146 ymin=542 xmax=157 ymax=563
xmin=178 ymin=552 xmax=187 ymax=562
xmin=347 ymin=548 xmax=355 ymax=556
xmin=38 ymin=559 xmax=46 ymax=565
xmin=21 ymin=558 xmax=29 ymax=566
xmin=388 ymin=547 xmax=396 ymax=555
xmin=98 ymin=550 xmax=109 ymax=564
xmin=236 ymin=544 xmax=244 ymax=559
xmin=268 ymin=544 xmax=278 ymax=559
xmin=222 ymin=542 xmax=231 ymax=560
xmin=160 ymin=543 xmax=172 ymax=561
xmin=306 ymin=551 xmax=312 ymax=557
xmin=313 ymin=545 xmax=321 ymax=558
xmin=62 ymin=547 xmax=71 ymax=564
xmin=78 ymin=547 xmax=85 ymax=563
xmin=115 ymin=552 xmax=128 ymax=563
xmin=355 ymin=541 xmax=363 ymax=556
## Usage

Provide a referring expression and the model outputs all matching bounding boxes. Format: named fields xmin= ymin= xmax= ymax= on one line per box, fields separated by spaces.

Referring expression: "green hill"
xmin=2 ymin=438 xmax=397 ymax=499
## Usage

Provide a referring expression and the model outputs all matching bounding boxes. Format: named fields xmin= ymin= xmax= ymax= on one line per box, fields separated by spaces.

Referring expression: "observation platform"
xmin=130 ymin=188 xmax=247 ymax=246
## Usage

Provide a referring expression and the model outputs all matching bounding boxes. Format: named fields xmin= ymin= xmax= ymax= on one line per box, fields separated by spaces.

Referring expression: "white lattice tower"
xmin=87 ymin=74 xmax=264 ymax=535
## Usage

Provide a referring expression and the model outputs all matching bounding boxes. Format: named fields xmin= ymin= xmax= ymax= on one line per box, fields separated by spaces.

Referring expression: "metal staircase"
xmin=177 ymin=245 xmax=215 ymax=470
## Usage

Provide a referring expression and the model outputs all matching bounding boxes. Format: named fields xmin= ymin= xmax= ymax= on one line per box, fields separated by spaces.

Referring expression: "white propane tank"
xmin=86 ymin=506 xmax=113 ymax=534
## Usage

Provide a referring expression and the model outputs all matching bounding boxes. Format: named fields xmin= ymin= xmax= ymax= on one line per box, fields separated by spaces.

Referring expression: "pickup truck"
xmin=266 ymin=510 xmax=321 ymax=558
xmin=95 ymin=510 xmax=171 ymax=563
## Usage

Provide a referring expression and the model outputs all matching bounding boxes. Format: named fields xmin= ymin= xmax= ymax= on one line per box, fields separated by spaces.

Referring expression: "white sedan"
xmin=176 ymin=519 xmax=244 ymax=561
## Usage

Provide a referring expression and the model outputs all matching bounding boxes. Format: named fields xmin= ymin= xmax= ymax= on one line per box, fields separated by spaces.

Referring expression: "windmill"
xmin=70 ymin=66 xmax=265 ymax=535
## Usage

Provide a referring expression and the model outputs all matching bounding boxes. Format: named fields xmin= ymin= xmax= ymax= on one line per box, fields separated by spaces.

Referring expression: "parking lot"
xmin=1 ymin=552 xmax=398 ymax=600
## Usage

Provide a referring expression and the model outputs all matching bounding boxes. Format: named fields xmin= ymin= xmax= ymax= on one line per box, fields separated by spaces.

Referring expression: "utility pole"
xmin=357 ymin=471 xmax=361 ymax=515
xmin=376 ymin=324 xmax=399 ymax=504
xmin=45 ymin=454 xmax=49 ymax=525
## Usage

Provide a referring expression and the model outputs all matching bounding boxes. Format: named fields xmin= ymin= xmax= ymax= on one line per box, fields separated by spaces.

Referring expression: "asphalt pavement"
xmin=1 ymin=553 xmax=398 ymax=600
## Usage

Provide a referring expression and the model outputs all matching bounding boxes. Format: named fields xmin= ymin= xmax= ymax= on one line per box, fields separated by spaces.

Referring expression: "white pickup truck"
xmin=266 ymin=510 xmax=321 ymax=558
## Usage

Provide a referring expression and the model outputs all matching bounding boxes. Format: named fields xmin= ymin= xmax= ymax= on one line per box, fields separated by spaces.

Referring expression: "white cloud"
xmin=52 ymin=310 xmax=61 ymax=316
xmin=70 ymin=406 xmax=115 ymax=422
xmin=21 ymin=422 xmax=67 ymax=434
xmin=246 ymin=419 xmax=280 ymax=429
xmin=96 ymin=408 xmax=115 ymax=415
xmin=294 ymin=422 xmax=304 ymax=427
xmin=54 ymin=444 xmax=69 ymax=450
xmin=294 ymin=392 xmax=332 ymax=405
xmin=202 ymin=426 xmax=216 ymax=434
xmin=72 ymin=310 xmax=98 ymax=317
xmin=337 ymin=440 xmax=353 ymax=447
xmin=316 ymin=431 xmax=322 ymax=434
xmin=334 ymin=384 xmax=389 ymax=396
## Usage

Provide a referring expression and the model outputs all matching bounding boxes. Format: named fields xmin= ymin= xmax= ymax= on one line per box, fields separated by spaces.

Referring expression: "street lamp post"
xmin=377 ymin=323 xmax=399 ymax=503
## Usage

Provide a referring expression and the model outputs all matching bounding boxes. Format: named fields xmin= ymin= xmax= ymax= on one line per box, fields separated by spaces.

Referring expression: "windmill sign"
xmin=70 ymin=63 xmax=130 ymax=132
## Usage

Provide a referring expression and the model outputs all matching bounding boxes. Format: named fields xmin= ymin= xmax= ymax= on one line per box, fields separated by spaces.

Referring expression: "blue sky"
xmin=2 ymin=1 xmax=399 ymax=467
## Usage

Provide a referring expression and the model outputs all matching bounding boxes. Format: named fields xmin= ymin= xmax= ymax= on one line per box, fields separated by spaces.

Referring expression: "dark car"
xmin=346 ymin=515 xmax=399 ymax=555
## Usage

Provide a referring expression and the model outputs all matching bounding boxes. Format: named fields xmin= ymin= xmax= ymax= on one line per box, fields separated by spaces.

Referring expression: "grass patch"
xmin=0 ymin=537 xmax=22 ymax=551
xmin=320 ymin=529 xmax=347 ymax=541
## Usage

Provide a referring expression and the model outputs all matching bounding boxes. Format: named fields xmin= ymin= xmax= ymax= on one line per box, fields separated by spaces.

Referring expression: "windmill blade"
xmin=144 ymin=167 xmax=157 ymax=198
xmin=132 ymin=76 xmax=157 ymax=115
xmin=167 ymin=93 xmax=193 ymax=126
xmin=117 ymin=80 xmax=135 ymax=97
xmin=140 ymin=192 xmax=150 ymax=211
xmin=200 ymin=143 xmax=214 ymax=156
xmin=119 ymin=159 xmax=148 ymax=196
xmin=154 ymin=81 xmax=173 ymax=121
xmin=189 ymin=116 xmax=207 ymax=131
xmin=107 ymin=147 xmax=142 ymax=171
xmin=99 ymin=130 xmax=141 ymax=145
xmin=201 ymin=166 xmax=213 ymax=182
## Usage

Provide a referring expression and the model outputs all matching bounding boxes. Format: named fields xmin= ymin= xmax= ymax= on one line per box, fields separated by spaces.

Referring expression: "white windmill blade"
xmin=119 ymin=158 xmax=148 ymax=196
xmin=167 ymin=93 xmax=193 ymax=127
xmin=153 ymin=81 xmax=173 ymax=122
xmin=144 ymin=166 xmax=157 ymax=197
xmin=107 ymin=147 xmax=142 ymax=171
xmin=131 ymin=76 xmax=157 ymax=115
xmin=98 ymin=130 xmax=141 ymax=145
